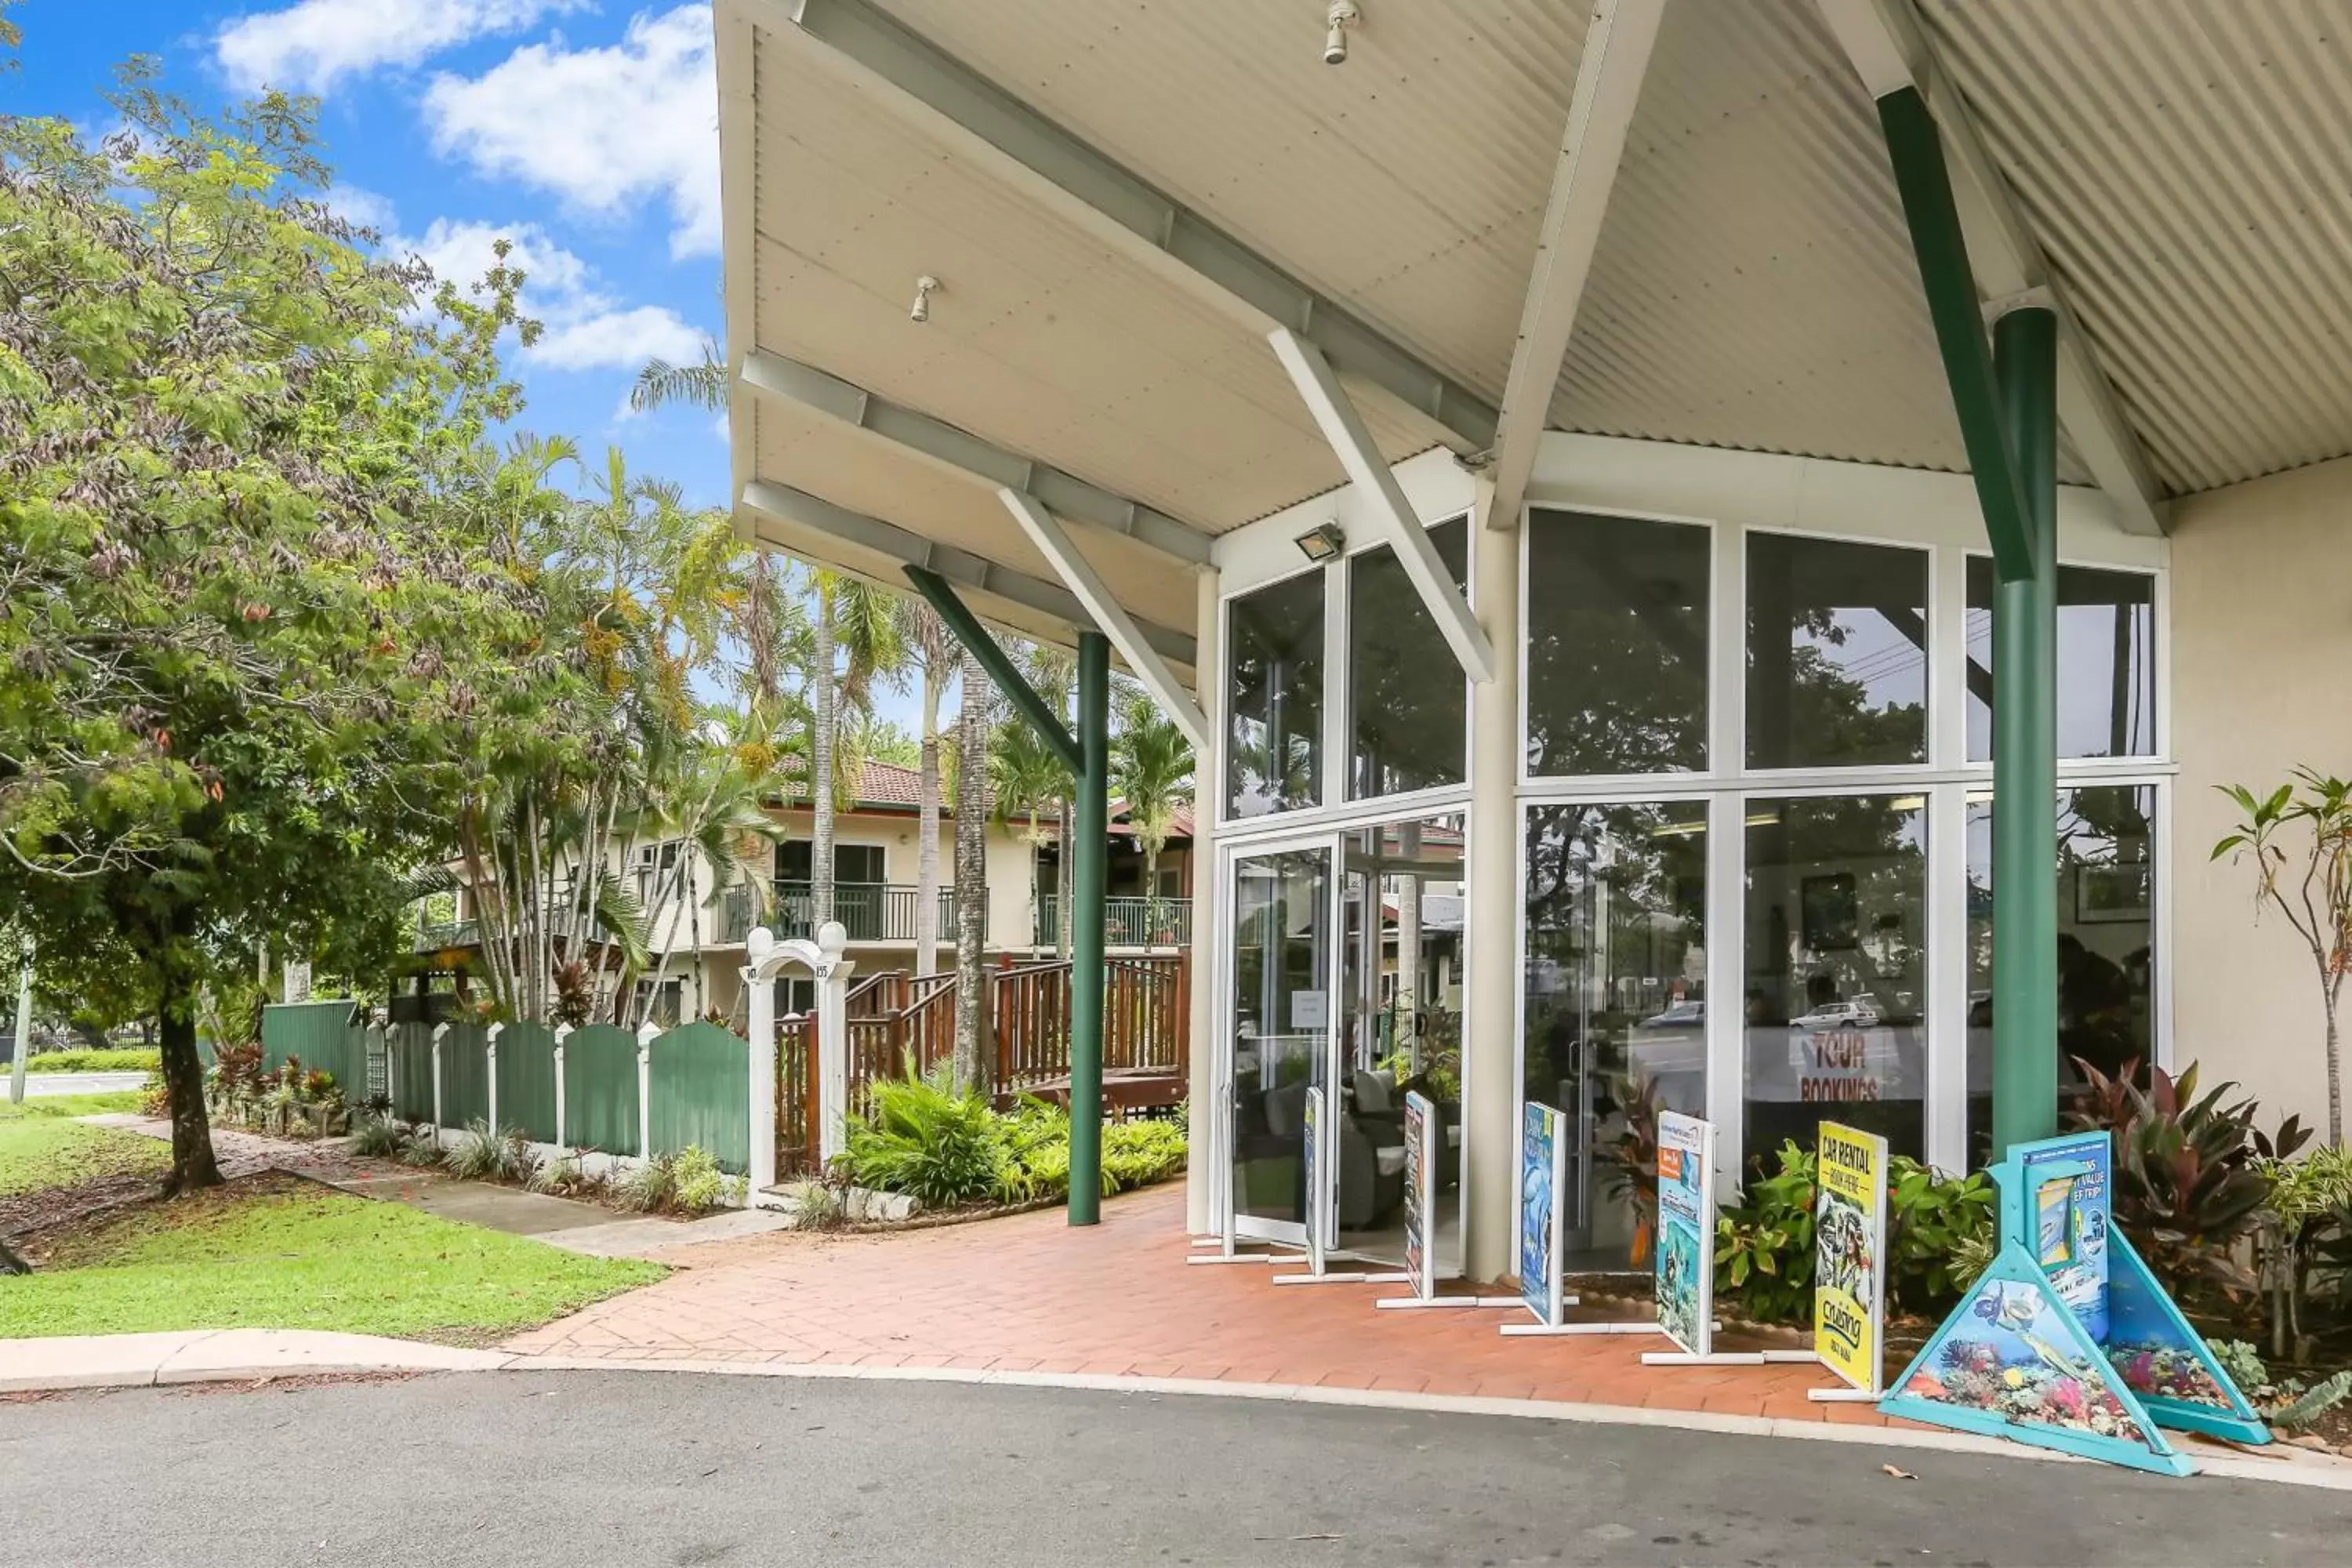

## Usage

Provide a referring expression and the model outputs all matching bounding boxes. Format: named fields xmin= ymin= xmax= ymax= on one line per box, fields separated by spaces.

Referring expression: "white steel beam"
xmin=1816 ymin=0 xmax=2169 ymax=535
xmin=998 ymin=488 xmax=1212 ymax=753
xmin=1267 ymin=328 xmax=1496 ymax=685
xmin=740 ymin=478 xmax=1198 ymax=666
xmin=739 ymin=350 xmax=1214 ymax=567
xmin=761 ymin=0 xmax=1498 ymax=452
xmin=1485 ymin=0 xmax=1665 ymax=532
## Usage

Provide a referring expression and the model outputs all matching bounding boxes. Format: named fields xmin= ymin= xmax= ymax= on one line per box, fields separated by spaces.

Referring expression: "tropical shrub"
xmin=2203 ymin=1340 xmax=2352 ymax=1432
xmin=2067 ymin=1057 xmax=2297 ymax=1294
xmin=24 ymin=1047 xmax=159 ymax=1073
xmin=1102 ymin=1119 xmax=1187 ymax=1190
xmin=840 ymin=1062 xmax=1003 ymax=1208
xmin=347 ymin=1111 xmax=404 ymax=1158
xmin=670 ymin=1145 xmax=733 ymax=1211
xmin=618 ymin=1153 xmax=680 ymax=1213
xmin=1714 ymin=1142 xmax=1994 ymax=1325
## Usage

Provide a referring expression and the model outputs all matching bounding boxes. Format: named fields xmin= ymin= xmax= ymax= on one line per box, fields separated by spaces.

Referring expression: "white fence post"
xmin=636 ymin=1018 xmax=657 ymax=1161
xmin=485 ymin=1022 xmax=503 ymax=1135
xmin=746 ymin=930 xmax=777 ymax=1196
xmin=430 ymin=1022 xmax=448 ymax=1131
xmin=815 ymin=923 xmax=853 ymax=1167
xmin=553 ymin=1025 xmax=571 ymax=1152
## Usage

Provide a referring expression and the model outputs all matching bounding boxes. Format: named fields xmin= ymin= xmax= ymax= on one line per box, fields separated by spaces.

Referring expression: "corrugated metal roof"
xmin=871 ymin=0 xmax=1592 ymax=403
xmin=1922 ymin=0 xmax=2352 ymax=495
xmin=1553 ymin=0 xmax=1975 ymax=474
xmin=749 ymin=22 xmax=1448 ymax=540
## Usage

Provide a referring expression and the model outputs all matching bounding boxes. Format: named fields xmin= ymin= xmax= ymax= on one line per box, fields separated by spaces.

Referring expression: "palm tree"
xmin=629 ymin=338 xmax=726 ymax=416
xmin=804 ymin=573 xmax=906 ymax=928
xmin=953 ymin=647 xmax=993 ymax=1091
xmin=1024 ymin=644 xmax=1078 ymax=958
xmin=906 ymin=604 xmax=953 ymax=978
xmin=993 ymin=715 xmax=1073 ymax=956
xmin=1113 ymin=690 xmax=1195 ymax=942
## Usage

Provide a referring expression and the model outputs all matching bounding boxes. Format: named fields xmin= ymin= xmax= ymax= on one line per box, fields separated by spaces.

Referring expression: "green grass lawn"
xmin=0 ymin=1183 xmax=665 ymax=1341
xmin=0 ymin=1092 xmax=165 ymax=1197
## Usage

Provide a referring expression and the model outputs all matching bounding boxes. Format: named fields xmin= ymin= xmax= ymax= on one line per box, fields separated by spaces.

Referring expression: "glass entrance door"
xmin=1226 ymin=844 xmax=1336 ymax=1247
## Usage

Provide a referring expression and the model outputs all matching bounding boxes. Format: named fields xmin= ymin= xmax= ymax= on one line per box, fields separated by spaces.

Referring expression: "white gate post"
xmin=636 ymin=1018 xmax=658 ymax=1161
xmin=430 ymin=1022 xmax=448 ymax=1131
xmin=553 ymin=1025 xmax=571 ymax=1151
xmin=746 ymin=929 xmax=778 ymax=1196
xmin=485 ymin=1022 xmax=502 ymax=1134
xmin=815 ymin=921 xmax=854 ymax=1166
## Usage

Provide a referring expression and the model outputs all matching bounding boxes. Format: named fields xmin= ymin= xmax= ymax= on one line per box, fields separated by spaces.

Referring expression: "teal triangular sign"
xmin=2103 ymin=1231 xmax=2270 ymax=1444
xmin=1879 ymin=1242 xmax=2192 ymax=1477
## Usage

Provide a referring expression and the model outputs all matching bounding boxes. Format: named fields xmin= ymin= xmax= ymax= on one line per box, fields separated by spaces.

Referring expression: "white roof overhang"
xmin=720 ymin=0 xmax=2352 ymax=686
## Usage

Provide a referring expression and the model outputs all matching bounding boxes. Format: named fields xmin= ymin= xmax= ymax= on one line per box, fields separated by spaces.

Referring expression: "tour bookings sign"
xmin=1813 ymin=1122 xmax=1888 ymax=1396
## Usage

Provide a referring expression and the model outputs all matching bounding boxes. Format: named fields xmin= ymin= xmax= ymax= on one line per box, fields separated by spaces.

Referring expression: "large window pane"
xmin=1965 ymin=786 xmax=2158 ymax=1163
xmin=1349 ymin=518 xmax=1468 ymax=797
xmin=1743 ymin=795 xmax=1927 ymax=1165
xmin=1525 ymin=510 xmax=1710 ymax=776
xmin=1225 ymin=571 xmax=1324 ymax=818
xmin=1523 ymin=801 xmax=1707 ymax=1267
xmin=1746 ymin=535 xmax=1929 ymax=769
xmin=1965 ymin=560 xmax=2157 ymax=761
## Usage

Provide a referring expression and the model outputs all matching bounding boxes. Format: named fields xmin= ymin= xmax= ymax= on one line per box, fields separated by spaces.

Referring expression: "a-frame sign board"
xmin=1880 ymin=1131 xmax=2268 ymax=1475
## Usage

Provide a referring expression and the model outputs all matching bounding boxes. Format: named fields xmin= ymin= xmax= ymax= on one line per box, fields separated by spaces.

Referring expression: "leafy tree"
xmin=0 ymin=85 xmax=557 ymax=1190
xmin=993 ymin=711 xmax=1071 ymax=954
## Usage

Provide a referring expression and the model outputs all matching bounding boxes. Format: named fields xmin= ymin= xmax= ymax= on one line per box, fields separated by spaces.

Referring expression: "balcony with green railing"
xmin=1033 ymin=895 xmax=1191 ymax=949
xmin=759 ymin=880 xmax=959 ymax=945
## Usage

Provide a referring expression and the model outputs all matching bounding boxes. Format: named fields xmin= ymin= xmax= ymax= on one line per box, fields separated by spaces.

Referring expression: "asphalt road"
xmin=0 ymin=1373 xmax=2339 ymax=1567
xmin=9 ymin=1071 xmax=147 ymax=1098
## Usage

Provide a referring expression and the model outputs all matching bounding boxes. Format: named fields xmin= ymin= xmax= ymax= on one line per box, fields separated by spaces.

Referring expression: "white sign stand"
xmin=1275 ymin=1085 xmax=1409 ymax=1287
xmin=1380 ymin=1091 xmax=1513 ymax=1309
xmin=1642 ymin=1111 xmax=1764 ymax=1367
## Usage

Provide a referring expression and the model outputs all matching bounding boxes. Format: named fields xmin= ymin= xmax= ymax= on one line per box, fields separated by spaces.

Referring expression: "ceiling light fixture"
xmin=1294 ymin=521 xmax=1345 ymax=562
xmin=1323 ymin=1 xmax=1359 ymax=65
xmin=909 ymin=274 xmax=941 ymax=323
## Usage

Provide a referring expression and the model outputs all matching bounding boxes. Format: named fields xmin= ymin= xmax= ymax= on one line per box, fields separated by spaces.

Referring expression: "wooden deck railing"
xmin=770 ymin=956 xmax=1189 ymax=1178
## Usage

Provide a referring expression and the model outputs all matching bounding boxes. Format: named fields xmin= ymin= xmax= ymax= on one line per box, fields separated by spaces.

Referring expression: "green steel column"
xmin=1069 ymin=631 xmax=1109 ymax=1224
xmin=1991 ymin=307 xmax=2060 ymax=1154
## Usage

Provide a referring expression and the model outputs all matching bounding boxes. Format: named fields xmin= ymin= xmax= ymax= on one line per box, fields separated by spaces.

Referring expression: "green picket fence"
xmin=562 ymin=1024 xmax=641 ymax=1156
xmin=390 ymin=1022 xmax=435 ymax=1122
xmin=494 ymin=1022 xmax=560 ymax=1144
xmin=439 ymin=1022 xmax=491 ymax=1127
xmin=648 ymin=1021 xmax=750 ymax=1174
xmin=259 ymin=1001 xmax=368 ymax=1098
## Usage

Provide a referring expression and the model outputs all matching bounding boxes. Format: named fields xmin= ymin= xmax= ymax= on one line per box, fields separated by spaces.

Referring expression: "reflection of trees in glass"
xmin=1747 ymin=535 xmax=1928 ymax=769
xmin=1225 ymin=573 xmax=1323 ymax=816
xmin=1746 ymin=797 xmax=1926 ymax=1023
xmin=1524 ymin=513 xmax=1708 ymax=775
xmin=1963 ymin=787 xmax=2156 ymax=1158
xmin=1965 ymin=559 xmax=2156 ymax=762
xmin=1350 ymin=520 xmax=1467 ymax=797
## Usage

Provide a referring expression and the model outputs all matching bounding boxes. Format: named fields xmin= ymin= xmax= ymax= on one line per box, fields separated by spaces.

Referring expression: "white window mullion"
xmin=1704 ymin=789 xmax=1745 ymax=1198
xmin=1926 ymin=782 xmax=1969 ymax=1174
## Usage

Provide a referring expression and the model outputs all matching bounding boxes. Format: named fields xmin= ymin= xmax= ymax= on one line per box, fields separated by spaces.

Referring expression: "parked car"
xmin=1791 ymin=996 xmax=1881 ymax=1030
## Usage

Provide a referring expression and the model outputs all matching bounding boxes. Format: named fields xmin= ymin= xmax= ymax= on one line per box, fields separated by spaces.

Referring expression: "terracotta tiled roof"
xmin=854 ymin=759 xmax=924 ymax=808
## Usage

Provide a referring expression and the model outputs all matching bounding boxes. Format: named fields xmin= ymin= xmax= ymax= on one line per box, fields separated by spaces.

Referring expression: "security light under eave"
xmin=1294 ymin=521 xmax=1345 ymax=562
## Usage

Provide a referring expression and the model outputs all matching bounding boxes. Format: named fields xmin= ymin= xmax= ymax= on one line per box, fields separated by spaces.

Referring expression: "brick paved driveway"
xmin=503 ymin=1185 xmax=1899 ymax=1428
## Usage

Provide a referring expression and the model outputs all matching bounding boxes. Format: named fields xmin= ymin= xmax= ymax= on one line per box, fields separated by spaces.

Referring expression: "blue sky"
xmin=2 ymin=0 xmax=731 ymax=510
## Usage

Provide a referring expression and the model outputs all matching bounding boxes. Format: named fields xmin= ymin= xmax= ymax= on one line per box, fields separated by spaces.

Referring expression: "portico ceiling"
xmin=721 ymin=0 xmax=2352 ymax=670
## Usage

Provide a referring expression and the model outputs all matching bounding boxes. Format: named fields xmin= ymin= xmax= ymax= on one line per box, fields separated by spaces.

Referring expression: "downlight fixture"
xmin=1323 ymin=1 xmax=1359 ymax=65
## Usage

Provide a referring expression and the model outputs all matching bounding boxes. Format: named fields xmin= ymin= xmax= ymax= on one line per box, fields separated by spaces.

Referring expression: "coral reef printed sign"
xmin=2017 ymin=1131 xmax=2111 ymax=1342
xmin=1519 ymin=1102 xmax=1564 ymax=1325
xmin=1655 ymin=1111 xmax=1715 ymax=1356
xmin=1897 ymin=1272 xmax=2151 ymax=1448
xmin=1813 ymin=1122 xmax=1887 ymax=1394
xmin=1403 ymin=1091 xmax=1436 ymax=1300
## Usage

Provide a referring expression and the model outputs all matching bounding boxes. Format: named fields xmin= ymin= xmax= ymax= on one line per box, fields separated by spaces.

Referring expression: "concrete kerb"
xmin=5 ymin=1337 xmax=2345 ymax=1492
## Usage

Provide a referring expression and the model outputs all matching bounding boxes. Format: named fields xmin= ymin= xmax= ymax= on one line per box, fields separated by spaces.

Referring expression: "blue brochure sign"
xmin=1882 ymin=1130 xmax=2270 ymax=1471
xmin=1519 ymin=1102 xmax=1565 ymax=1326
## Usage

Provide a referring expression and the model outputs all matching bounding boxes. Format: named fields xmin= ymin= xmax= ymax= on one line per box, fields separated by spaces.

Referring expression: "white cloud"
xmin=216 ymin=0 xmax=585 ymax=94
xmin=322 ymin=183 xmax=398 ymax=233
xmin=422 ymin=5 xmax=720 ymax=260
xmin=400 ymin=218 xmax=702 ymax=372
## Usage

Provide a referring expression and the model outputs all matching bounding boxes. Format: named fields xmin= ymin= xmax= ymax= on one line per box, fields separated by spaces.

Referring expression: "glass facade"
xmin=1525 ymin=510 xmax=1710 ymax=776
xmin=1225 ymin=570 xmax=1324 ymax=818
xmin=1746 ymin=533 xmax=1929 ymax=770
xmin=1964 ymin=559 xmax=2157 ymax=761
xmin=1523 ymin=801 xmax=1706 ymax=1264
xmin=1965 ymin=786 xmax=2158 ymax=1163
xmin=1742 ymin=795 xmax=1928 ymax=1163
xmin=1348 ymin=518 xmax=1468 ymax=798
